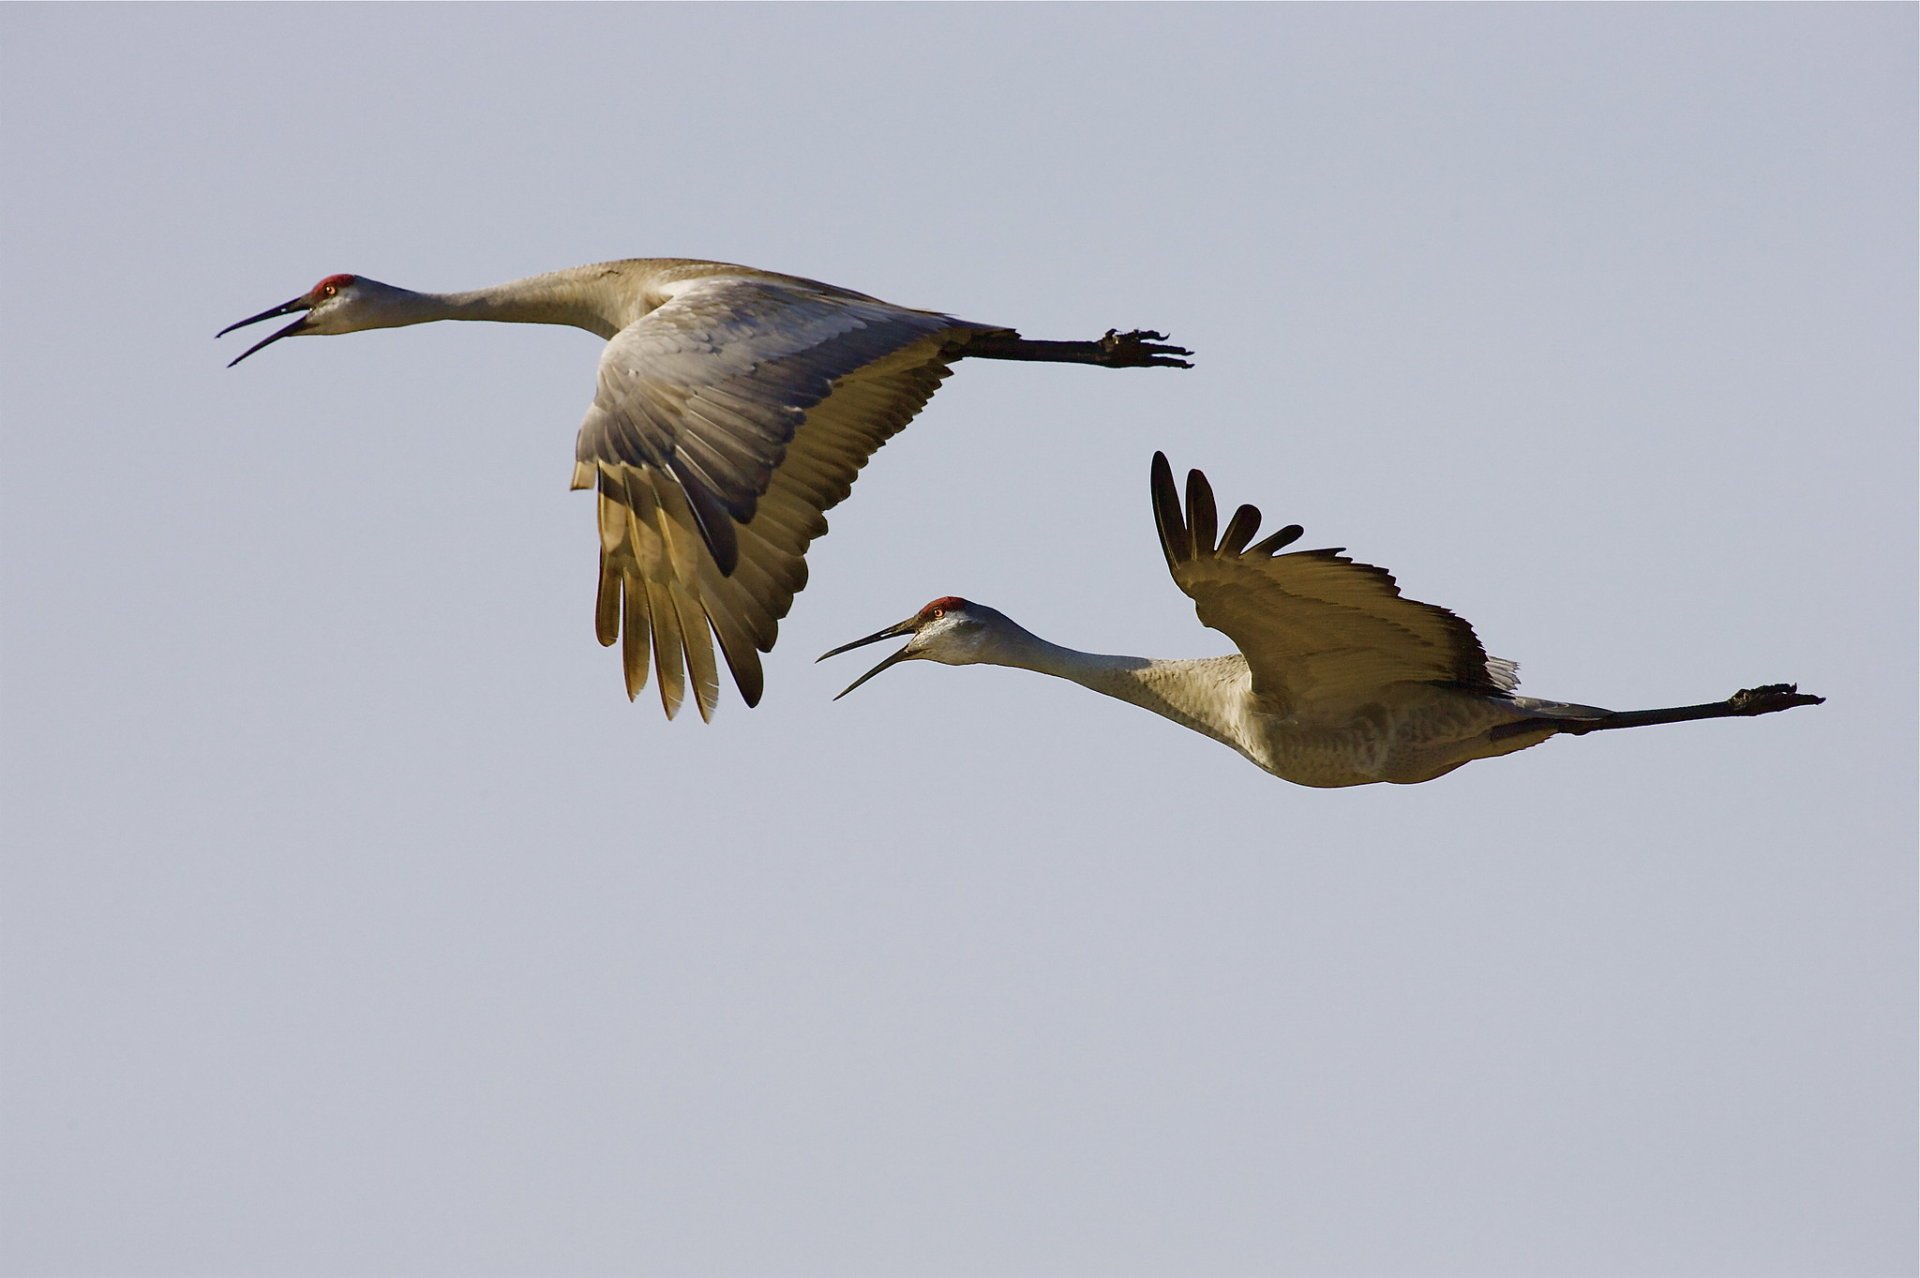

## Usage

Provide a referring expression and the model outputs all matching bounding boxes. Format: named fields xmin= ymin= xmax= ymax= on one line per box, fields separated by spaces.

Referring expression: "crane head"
xmin=817 ymin=596 xmax=999 ymax=700
xmin=217 ymin=273 xmax=394 ymax=366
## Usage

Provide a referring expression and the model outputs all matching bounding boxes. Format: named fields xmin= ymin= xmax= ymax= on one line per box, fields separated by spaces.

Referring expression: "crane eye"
xmin=322 ymin=283 xmax=338 ymax=297
xmin=931 ymin=607 xmax=944 ymax=619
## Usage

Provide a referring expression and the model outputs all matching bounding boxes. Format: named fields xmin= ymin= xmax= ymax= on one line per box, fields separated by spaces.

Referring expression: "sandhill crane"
xmin=219 ymin=259 xmax=1190 ymax=719
xmin=821 ymin=453 xmax=1822 ymax=786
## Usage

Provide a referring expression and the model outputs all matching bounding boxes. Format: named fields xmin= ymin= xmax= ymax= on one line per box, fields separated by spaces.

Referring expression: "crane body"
xmin=220 ymin=259 xmax=1190 ymax=720
xmin=820 ymin=455 xmax=1822 ymax=787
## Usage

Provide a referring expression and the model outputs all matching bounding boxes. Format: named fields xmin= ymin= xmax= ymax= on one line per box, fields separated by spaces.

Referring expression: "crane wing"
xmin=1150 ymin=452 xmax=1517 ymax=721
xmin=573 ymin=275 xmax=1005 ymax=720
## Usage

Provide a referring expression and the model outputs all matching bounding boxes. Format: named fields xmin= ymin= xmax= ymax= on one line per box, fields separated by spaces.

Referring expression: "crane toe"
xmin=1730 ymin=683 xmax=1825 ymax=713
xmin=1100 ymin=329 xmax=1195 ymax=368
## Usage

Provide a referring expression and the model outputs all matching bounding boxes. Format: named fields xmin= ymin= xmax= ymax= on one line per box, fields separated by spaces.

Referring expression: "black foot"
xmin=1101 ymin=329 xmax=1194 ymax=369
xmin=1729 ymin=683 xmax=1825 ymax=714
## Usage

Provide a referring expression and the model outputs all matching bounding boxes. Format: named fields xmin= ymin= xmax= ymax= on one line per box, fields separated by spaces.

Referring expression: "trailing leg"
xmin=1490 ymin=683 xmax=1823 ymax=743
xmin=964 ymin=328 xmax=1194 ymax=369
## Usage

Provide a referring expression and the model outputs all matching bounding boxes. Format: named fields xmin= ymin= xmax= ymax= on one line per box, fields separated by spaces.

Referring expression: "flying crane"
xmin=821 ymin=453 xmax=1821 ymax=786
xmin=220 ymin=259 xmax=1190 ymax=719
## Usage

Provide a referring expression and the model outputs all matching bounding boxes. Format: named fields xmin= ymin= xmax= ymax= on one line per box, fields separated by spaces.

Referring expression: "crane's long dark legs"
xmin=1490 ymin=683 xmax=1823 ymax=742
xmin=965 ymin=329 xmax=1194 ymax=369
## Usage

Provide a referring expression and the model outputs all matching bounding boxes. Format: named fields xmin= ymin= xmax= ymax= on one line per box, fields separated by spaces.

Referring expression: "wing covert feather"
xmin=575 ymin=277 xmax=972 ymax=558
xmin=581 ymin=295 xmax=984 ymax=717
xmin=1150 ymin=453 xmax=1517 ymax=719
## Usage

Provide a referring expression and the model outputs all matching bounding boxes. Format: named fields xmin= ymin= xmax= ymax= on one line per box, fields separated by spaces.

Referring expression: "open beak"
xmin=817 ymin=618 xmax=919 ymax=700
xmin=217 ymin=296 xmax=313 ymax=367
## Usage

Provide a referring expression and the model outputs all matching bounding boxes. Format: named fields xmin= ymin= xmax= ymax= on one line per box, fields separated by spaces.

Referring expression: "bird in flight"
xmin=821 ymin=452 xmax=1822 ymax=786
xmin=220 ymin=259 xmax=1191 ymax=719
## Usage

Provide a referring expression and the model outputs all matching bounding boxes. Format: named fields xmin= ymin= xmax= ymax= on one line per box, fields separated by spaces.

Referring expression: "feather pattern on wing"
xmin=1150 ymin=452 xmax=1517 ymax=722
xmin=574 ymin=271 xmax=1000 ymax=718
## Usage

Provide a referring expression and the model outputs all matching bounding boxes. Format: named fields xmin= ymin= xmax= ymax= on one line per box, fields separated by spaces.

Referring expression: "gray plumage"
xmin=820 ymin=453 xmax=1822 ymax=786
xmin=219 ymin=258 xmax=1190 ymax=719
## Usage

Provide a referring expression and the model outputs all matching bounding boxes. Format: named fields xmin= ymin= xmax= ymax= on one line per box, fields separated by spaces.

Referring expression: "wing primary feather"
xmin=1150 ymin=452 xmax=1189 ymax=567
xmin=1146 ymin=457 xmax=1525 ymax=711
xmin=620 ymin=578 xmax=652 ymax=701
xmin=568 ymin=291 xmax=1007 ymax=717
xmin=663 ymin=457 xmax=742 ymax=576
xmin=643 ymin=575 xmax=687 ymax=720
xmin=702 ymin=596 xmax=766 ymax=707
xmin=1251 ymin=523 xmax=1306 ymax=556
xmin=594 ymin=561 xmax=620 ymax=648
xmin=1219 ymin=503 xmax=1263 ymax=556
xmin=1185 ymin=467 xmax=1219 ymax=554
xmin=594 ymin=470 xmax=641 ymax=655
xmin=668 ymin=589 xmax=722 ymax=724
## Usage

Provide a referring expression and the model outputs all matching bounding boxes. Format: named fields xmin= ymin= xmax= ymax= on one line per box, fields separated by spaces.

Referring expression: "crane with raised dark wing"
xmin=821 ymin=453 xmax=1820 ymax=786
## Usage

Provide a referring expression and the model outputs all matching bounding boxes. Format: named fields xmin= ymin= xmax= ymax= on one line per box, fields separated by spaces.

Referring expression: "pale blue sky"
xmin=3 ymin=5 xmax=1914 ymax=1276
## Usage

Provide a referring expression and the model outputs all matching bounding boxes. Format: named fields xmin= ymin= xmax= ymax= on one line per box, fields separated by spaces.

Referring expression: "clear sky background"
xmin=3 ymin=6 xmax=1913 ymax=1276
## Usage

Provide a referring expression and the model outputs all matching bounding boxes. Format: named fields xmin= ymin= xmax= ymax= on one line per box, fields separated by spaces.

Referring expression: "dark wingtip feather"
xmin=672 ymin=466 xmax=741 ymax=576
xmin=1184 ymin=467 xmax=1219 ymax=554
xmin=1250 ymin=523 xmax=1306 ymax=556
xmin=1219 ymin=503 xmax=1263 ymax=556
xmin=717 ymin=638 xmax=765 ymax=708
xmin=1150 ymin=452 xmax=1189 ymax=567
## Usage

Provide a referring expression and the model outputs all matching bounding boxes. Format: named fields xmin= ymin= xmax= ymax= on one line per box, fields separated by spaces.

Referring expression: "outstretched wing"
xmin=574 ymin=273 xmax=1005 ymax=720
xmin=1150 ymin=452 xmax=1517 ymax=721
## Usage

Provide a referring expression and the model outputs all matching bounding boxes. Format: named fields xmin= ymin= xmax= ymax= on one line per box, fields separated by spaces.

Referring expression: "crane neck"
xmin=418 ymin=276 xmax=628 ymax=338
xmin=979 ymin=622 xmax=1247 ymax=751
xmin=365 ymin=266 xmax=645 ymax=339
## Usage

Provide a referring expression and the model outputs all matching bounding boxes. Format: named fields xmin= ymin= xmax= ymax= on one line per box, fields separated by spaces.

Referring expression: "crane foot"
xmin=1100 ymin=329 xmax=1194 ymax=368
xmin=1728 ymin=683 xmax=1825 ymax=714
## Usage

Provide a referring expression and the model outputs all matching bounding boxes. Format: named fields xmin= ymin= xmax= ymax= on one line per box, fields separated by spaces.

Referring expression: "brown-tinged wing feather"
xmin=1150 ymin=452 xmax=1517 ymax=721
xmin=577 ymin=279 xmax=1001 ymax=717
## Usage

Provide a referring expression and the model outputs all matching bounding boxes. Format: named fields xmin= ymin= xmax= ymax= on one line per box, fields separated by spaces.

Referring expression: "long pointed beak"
xmin=217 ymin=297 xmax=312 ymax=367
xmin=817 ymin=618 xmax=919 ymax=700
